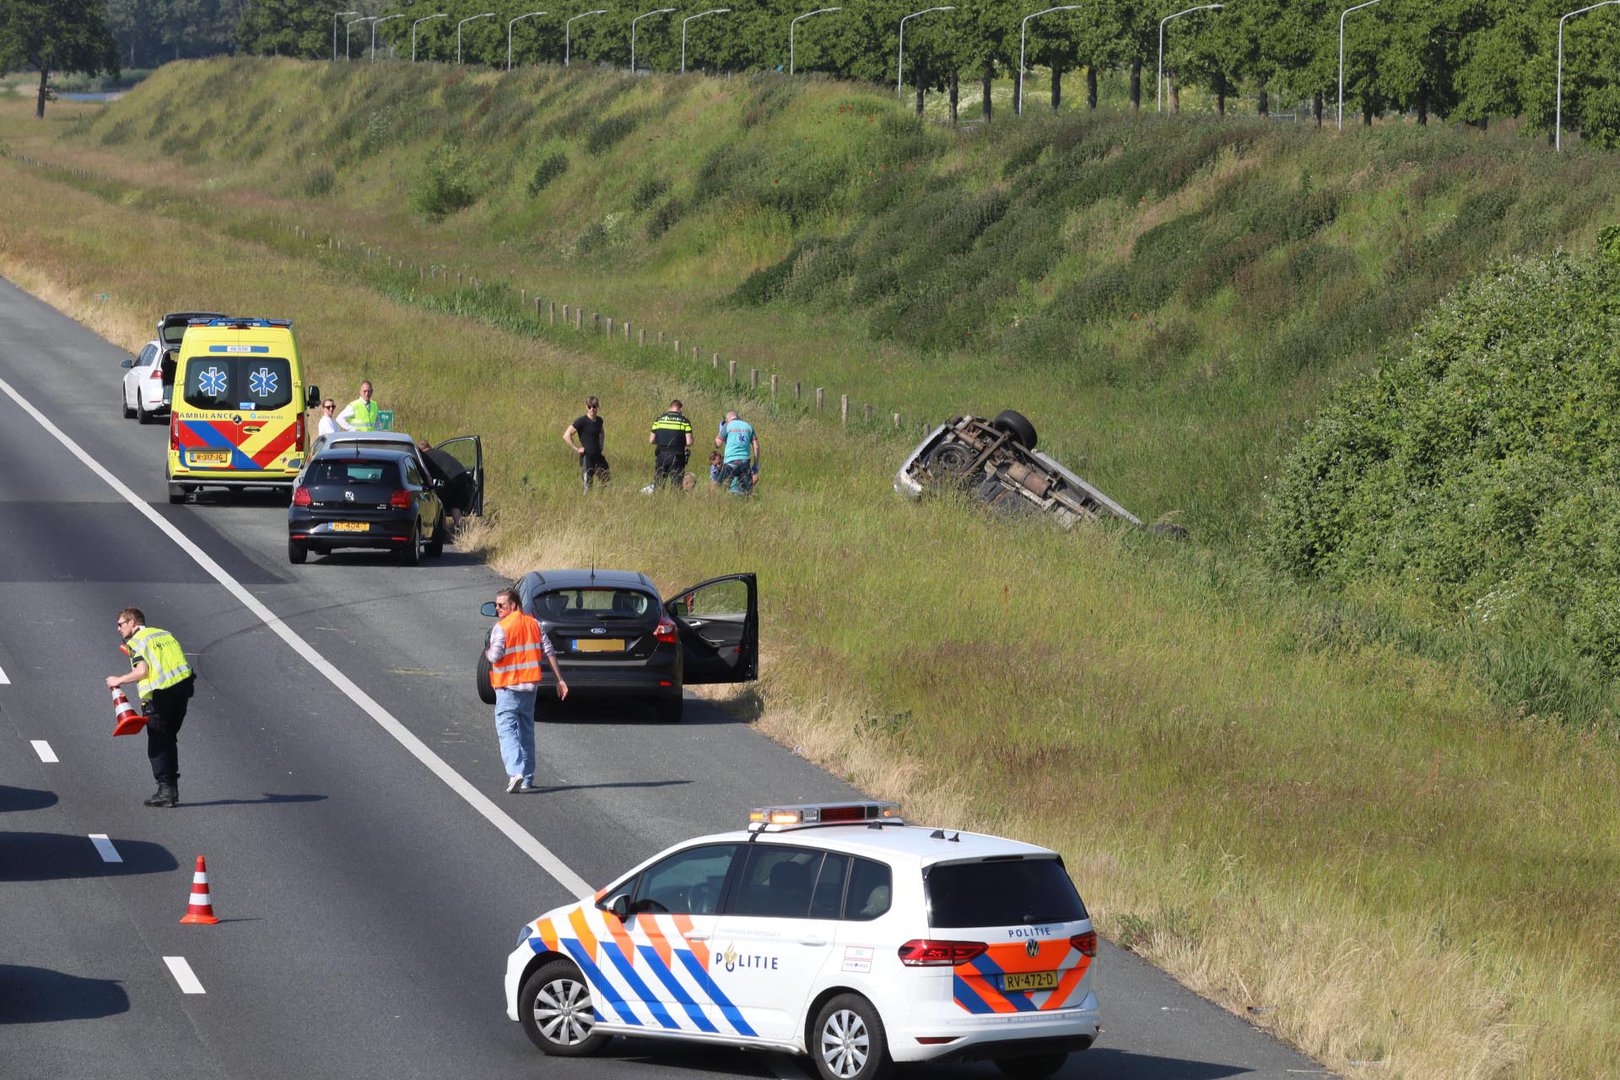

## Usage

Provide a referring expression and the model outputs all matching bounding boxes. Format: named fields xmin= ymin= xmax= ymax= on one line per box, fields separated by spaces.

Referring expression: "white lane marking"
xmin=0 ymin=374 xmax=592 ymax=900
xmin=0 ymin=660 xmax=9 ymax=683
xmin=31 ymin=740 xmax=58 ymax=763
xmin=89 ymin=833 xmax=123 ymax=862
xmin=163 ymin=956 xmax=206 ymax=995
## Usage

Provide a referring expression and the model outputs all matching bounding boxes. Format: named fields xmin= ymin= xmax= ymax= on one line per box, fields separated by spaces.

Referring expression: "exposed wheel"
xmin=655 ymin=695 xmax=683 ymax=724
xmin=994 ymin=1053 xmax=1069 ymax=1079
xmin=167 ymin=483 xmax=186 ymax=504
xmin=993 ymin=409 xmax=1038 ymax=449
xmin=924 ymin=441 xmax=978 ymax=485
xmin=425 ymin=514 xmax=447 ymax=558
xmin=288 ymin=539 xmax=307 ymax=565
xmin=811 ymin=993 xmax=890 ymax=1080
xmin=398 ymin=530 xmax=421 ymax=566
xmin=475 ymin=648 xmax=496 ymax=705
xmin=519 ymin=959 xmax=611 ymax=1057
xmin=136 ymin=398 xmax=153 ymax=425
xmin=122 ymin=388 xmax=135 ymax=419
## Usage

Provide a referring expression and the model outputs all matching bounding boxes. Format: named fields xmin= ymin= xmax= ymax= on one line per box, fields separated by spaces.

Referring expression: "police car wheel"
xmin=520 ymin=960 xmax=610 ymax=1057
xmin=811 ymin=993 xmax=890 ymax=1080
xmin=994 ymin=1053 xmax=1069 ymax=1079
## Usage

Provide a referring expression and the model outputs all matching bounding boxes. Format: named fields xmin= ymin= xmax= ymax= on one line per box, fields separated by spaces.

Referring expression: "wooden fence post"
xmin=771 ymin=374 xmax=779 ymax=399
xmin=712 ymin=352 xmax=720 ymax=369
xmin=549 ymin=302 xmax=556 ymax=325
xmin=534 ymin=296 xmax=542 ymax=318
xmin=795 ymin=381 xmax=801 ymax=401
xmin=751 ymin=369 xmax=759 ymax=389
xmin=575 ymin=308 xmax=583 ymax=331
xmin=864 ymin=404 xmax=873 ymax=424
xmin=893 ymin=412 xmax=901 ymax=429
xmin=728 ymin=360 xmax=737 ymax=383
xmin=674 ymin=338 xmax=681 ymax=355
xmin=841 ymin=395 xmax=849 ymax=426
xmin=638 ymin=328 xmax=646 ymax=347
xmin=816 ymin=388 xmax=825 ymax=412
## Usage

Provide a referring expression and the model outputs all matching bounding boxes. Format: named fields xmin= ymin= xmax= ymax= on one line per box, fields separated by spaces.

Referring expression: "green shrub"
xmin=586 ymin=112 xmax=639 ymax=155
xmin=411 ymin=143 xmax=479 ymax=219
xmin=303 ymin=166 xmax=336 ymax=197
xmin=527 ymin=151 xmax=568 ymax=196
xmin=631 ymin=175 xmax=668 ymax=212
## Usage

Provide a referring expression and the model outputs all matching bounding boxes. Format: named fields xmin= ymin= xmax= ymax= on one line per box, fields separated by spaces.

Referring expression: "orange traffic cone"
xmin=179 ymin=855 xmax=221 ymax=925
xmin=111 ymin=687 xmax=147 ymax=737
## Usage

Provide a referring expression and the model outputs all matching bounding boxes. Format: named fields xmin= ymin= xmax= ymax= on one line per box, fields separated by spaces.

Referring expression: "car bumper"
xmin=888 ymin=991 xmax=1100 ymax=1064
xmin=289 ymin=516 xmax=417 ymax=551
xmin=505 ymin=936 xmax=536 ymax=1023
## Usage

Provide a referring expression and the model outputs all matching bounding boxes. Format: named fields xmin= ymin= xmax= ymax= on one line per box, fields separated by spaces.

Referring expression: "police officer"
xmin=104 ymin=608 xmax=196 ymax=808
xmin=648 ymin=399 xmax=694 ymax=491
xmin=337 ymin=379 xmax=380 ymax=432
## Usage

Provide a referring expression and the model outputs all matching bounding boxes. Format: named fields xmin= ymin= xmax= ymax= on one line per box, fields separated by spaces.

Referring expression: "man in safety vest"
xmin=104 ymin=607 xmax=197 ymax=808
xmin=337 ymin=379 xmax=380 ymax=432
xmin=485 ymin=587 xmax=567 ymax=794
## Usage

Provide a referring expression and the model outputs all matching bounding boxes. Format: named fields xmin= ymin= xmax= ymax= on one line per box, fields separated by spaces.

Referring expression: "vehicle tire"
xmin=655 ymin=695 xmax=683 ymax=724
xmin=518 ymin=959 xmax=611 ymax=1057
xmin=398 ymin=530 xmax=421 ymax=566
xmin=1147 ymin=522 xmax=1189 ymax=541
xmin=810 ymin=993 xmax=891 ymax=1080
xmin=122 ymin=389 xmax=135 ymax=419
xmin=288 ymin=540 xmax=307 ymax=565
xmin=167 ymin=483 xmax=186 ymax=504
xmin=425 ymin=514 xmax=447 ymax=558
xmin=136 ymin=398 xmax=152 ymax=425
xmin=924 ymin=441 xmax=978 ymax=485
xmin=475 ymin=648 xmax=496 ymax=706
xmin=993 ymin=409 xmax=1038 ymax=450
xmin=993 ymin=1053 xmax=1069 ymax=1079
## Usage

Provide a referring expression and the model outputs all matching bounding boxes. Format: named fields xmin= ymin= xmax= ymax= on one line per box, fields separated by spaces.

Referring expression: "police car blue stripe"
xmin=561 ymin=938 xmax=643 ymax=1026
xmin=599 ymin=944 xmax=681 ymax=1030
xmin=637 ymin=945 xmax=720 ymax=1033
xmin=674 ymin=950 xmax=757 ymax=1037
xmin=952 ymin=974 xmax=996 ymax=1014
xmin=967 ymin=955 xmax=1040 ymax=1013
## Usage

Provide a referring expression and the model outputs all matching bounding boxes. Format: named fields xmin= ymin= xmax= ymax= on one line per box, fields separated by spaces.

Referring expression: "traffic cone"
xmin=179 ymin=855 xmax=221 ymax=925
xmin=111 ymin=687 xmax=147 ymax=737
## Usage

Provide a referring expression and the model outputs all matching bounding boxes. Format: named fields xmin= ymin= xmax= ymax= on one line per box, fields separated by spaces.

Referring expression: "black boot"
xmin=144 ymin=782 xmax=178 ymax=808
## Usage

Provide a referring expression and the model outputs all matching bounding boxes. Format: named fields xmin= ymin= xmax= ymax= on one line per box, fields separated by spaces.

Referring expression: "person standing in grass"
xmin=337 ymin=380 xmax=380 ymax=432
xmin=715 ymin=409 xmax=760 ymax=495
xmin=563 ymin=396 xmax=609 ymax=492
xmin=648 ymin=398 xmax=694 ymax=491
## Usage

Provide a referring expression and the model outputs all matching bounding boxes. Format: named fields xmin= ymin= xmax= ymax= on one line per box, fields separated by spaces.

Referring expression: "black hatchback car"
xmin=476 ymin=570 xmax=758 ymax=723
xmin=288 ymin=447 xmax=447 ymax=566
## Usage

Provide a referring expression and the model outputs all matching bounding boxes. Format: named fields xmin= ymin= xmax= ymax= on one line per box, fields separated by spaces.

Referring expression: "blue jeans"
xmin=493 ymin=688 xmax=537 ymax=782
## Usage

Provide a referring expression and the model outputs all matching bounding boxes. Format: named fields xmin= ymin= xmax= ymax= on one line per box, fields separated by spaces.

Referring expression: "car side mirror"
xmin=600 ymin=893 xmax=632 ymax=921
xmin=121 ymin=358 xmax=134 ymax=369
xmin=480 ymin=601 xmax=498 ymax=618
xmin=305 ymin=385 xmax=321 ymax=409
xmin=432 ymin=477 xmax=444 ymax=489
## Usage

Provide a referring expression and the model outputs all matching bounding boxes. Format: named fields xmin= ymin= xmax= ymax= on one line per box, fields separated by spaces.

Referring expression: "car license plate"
xmin=189 ymin=451 xmax=229 ymax=466
xmin=330 ymin=522 xmax=369 ymax=533
xmin=1000 ymin=971 xmax=1058 ymax=993
xmin=573 ymin=639 xmax=625 ymax=653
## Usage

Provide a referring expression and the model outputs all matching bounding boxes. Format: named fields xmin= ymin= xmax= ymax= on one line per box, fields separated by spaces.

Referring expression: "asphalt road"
xmin=0 ymin=278 xmax=1333 ymax=1080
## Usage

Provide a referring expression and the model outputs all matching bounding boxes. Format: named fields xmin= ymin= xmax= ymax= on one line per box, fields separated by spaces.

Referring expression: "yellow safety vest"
xmin=347 ymin=398 xmax=380 ymax=431
xmin=126 ymin=626 xmax=193 ymax=700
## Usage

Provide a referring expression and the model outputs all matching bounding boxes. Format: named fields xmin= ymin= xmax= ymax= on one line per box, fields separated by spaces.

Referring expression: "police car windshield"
xmin=926 ymin=857 xmax=1087 ymax=929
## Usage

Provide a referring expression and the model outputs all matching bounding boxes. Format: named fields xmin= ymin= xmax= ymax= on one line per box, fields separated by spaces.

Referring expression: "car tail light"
xmin=169 ymin=412 xmax=179 ymax=450
xmin=1071 ymin=931 xmax=1097 ymax=957
xmin=654 ymin=618 xmax=678 ymax=643
xmin=295 ymin=411 xmax=305 ymax=450
xmin=149 ymin=368 xmax=163 ymax=381
xmin=292 ymin=487 xmax=312 ymax=507
xmin=388 ymin=490 xmax=412 ymax=509
xmin=897 ymin=940 xmax=987 ymax=967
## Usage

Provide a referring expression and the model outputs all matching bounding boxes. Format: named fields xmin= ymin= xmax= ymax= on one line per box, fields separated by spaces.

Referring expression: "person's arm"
xmin=683 ymin=429 xmax=693 ymax=448
xmin=485 ymin=622 xmax=508 ymax=665
xmin=335 ymin=402 xmax=357 ymax=431
xmin=541 ymin=630 xmax=568 ymax=700
xmin=751 ymin=432 xmax=761 ymax=466
xmin=105 ymin=659 xmax=148 ymax=691
xmin=562 ymin=423 xmax=582 ymax=454
xmin=648 ymin=429 xmax=657 ymax=445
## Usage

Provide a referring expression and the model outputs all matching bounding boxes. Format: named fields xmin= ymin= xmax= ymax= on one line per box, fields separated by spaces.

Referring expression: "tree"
xmin=236 ymin=0 xmax=325 ymax=60
xmin=0 ymin=0 xmax=120 ymax=117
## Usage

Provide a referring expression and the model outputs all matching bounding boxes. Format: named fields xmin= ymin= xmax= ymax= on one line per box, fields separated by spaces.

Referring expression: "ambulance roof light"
xmin=190 ymin=317 xmax=292 ymax=328
xmin=747 ymin=801 xmax=903 ymax=830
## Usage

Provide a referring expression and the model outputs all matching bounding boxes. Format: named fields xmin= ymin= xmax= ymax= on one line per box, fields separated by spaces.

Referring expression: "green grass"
xmin=4 ymin=68 xmax=1620 ymax=1079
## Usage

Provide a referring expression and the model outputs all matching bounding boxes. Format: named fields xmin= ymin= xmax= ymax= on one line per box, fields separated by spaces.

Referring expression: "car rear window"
xmin=536 ymin=588 xmax=653 ymax=620
xmin=926 ymin=857 xmax=1087 ymax=928
xmin=182 ymin=356 xmax=293 ymax=411
xmin=308 ymin=459 xmax=397 ymax=485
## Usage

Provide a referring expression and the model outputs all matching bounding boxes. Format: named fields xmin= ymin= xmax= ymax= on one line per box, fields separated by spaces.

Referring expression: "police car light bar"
xmin=748 ymin=801 xmax=903 ymax=828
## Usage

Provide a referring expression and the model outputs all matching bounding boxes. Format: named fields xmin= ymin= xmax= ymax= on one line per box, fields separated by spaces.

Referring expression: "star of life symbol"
xmin=249 ymin=367 xmax=278 ymax=397
xmin=198 ymin=366 xmax=227 ymax=397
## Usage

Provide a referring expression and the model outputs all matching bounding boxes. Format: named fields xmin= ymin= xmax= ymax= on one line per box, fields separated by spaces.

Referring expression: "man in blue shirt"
xmin=715 ymin=410 xmax=760 ymax=494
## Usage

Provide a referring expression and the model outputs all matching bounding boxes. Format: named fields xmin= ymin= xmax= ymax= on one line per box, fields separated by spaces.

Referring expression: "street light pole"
xmin=412 ymin=14 xmax=447 ymax=62
xmin=371 ymin=14 xmax=405 ymax=61
xmin=1337 ymin=0 xmax=1381 ymax=131
xmin=790 ymin=8 xmax=840 ymax=77
xmin=333 ymin=10 xmax=359 ymax=62
xmin=1157 ymin=3 xmax=1221 ymax=113
xmin=1557 ymin=0 xmax=1620 ymax=150
xmin=632 ymin=8 xmax=676 ymax=73
xmin=1018 ymin=5 xmax=1082 ymax=116
xmin=681 ymin=9 xmax=730 ymax=74
xmin=509 ymin=11 xmax=547 ymax=71
xmin=346 ymin=17 xmax=376 ymax=61
xmin=458 ymin=12 xmax=494 ymax=64
xmin=566 ymin=10 xmax=608 ymax=67
xmin=898 ymin=6 xmax=954 ymax=100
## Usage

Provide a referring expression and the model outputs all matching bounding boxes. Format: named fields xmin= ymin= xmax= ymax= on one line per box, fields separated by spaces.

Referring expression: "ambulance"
xmin=504 ymin=802 xmax=1100 ymax=1080
xmin=166 ymin=317 xmax=319 ymax=503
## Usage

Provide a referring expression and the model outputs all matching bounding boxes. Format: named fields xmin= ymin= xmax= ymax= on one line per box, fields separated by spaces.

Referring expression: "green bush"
xmin=527 ymin=151 xmax=569 ymax=196
xmin=631 ymin=175 xmax=668 ymax=212
xmin=411 ymin=143 xmax=479 ymax=219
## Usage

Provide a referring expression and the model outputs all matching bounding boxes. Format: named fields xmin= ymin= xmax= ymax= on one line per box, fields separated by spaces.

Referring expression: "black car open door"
xmin=666 ymin=574 xmax=758 ymax=684
xmin=433 ymin=435 xmax=485 ymax=516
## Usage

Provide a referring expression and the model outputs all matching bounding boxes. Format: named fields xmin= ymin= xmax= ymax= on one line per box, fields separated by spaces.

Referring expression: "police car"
xmin=505 ymin=802 xmax=1099 ymax=1080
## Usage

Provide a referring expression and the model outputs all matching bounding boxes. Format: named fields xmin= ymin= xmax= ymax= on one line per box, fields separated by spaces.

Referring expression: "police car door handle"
xmin=799 ymin=934 xmax=828 ymax=946
xmin=686 ymin=930 xmax=711 ymax=941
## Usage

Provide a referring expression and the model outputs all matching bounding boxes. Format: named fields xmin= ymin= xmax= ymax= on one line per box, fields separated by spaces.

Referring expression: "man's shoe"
xmin=518 ymin=781 xmax=541 ymax=793
xmin=144 ymin=782 xmax=178 ymax=808
xmin=506 ymin=776 xmax=523 ymax=794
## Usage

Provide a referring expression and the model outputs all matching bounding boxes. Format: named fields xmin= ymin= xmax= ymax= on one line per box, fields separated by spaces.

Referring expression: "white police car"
xmin=504 ymin=802 xmax=1099 ymax=1079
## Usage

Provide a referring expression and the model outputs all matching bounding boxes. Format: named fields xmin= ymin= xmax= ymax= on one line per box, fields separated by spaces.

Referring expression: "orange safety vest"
xmin=490 ymin=612 xmax=545 ymax=688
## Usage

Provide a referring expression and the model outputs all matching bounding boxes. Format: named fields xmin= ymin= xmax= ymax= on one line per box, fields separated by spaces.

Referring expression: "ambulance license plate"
xmin=573 ymin=639 xmax=625 ymax=653
xmin=190 ymin=451 xmax=229 ymax=466
xmin=331 ymin=522 xmax=369 ymax=532
xmin=1000 ymin=971 xmax=1058 ymax=993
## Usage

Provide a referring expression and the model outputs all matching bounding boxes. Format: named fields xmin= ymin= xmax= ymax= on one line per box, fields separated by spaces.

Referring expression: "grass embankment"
xmin=2 ymin=79 xmax=1618 ymax=1080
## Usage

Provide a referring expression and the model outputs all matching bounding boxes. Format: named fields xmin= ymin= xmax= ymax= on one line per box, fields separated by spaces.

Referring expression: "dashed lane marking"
xmin=0 ymin=373 xmax=591 ymax=899
xmin=31 ymin=740 xmax=57 ymax=763
xmin=0 ymin=660 xmax=9 ymax=683
xmin=89 ymin=834 xmax=123 ymax=863
xmin=163 ymin=956 xmax=206 ymax=995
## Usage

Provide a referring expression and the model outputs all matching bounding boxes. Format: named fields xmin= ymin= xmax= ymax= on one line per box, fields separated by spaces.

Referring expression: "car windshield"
xmin=308 ymin=459 xmax=396 ymax=485
xmin=536 ymin=588 xmax=653 ymax=621
xmin=926 ymin=857 xmax=1087 ymax=928
xmin=181 ymin=356 xmax=293 ymax=411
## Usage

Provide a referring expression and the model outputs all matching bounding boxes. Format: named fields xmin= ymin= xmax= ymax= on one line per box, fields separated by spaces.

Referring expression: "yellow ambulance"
xmin=166 ymin=317 xmax=319 ymax=503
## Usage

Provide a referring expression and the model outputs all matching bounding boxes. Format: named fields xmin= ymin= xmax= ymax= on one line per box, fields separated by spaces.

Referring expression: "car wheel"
xmin=993 ymin=409 xmax=1038 ymax=450
xmin=924 ymin=441 xmax=978 ymax=485
xmin=288 ymin=539 xmax=307 ymax=565
xmin=811 ymin=993 xmax=890 ymax=1080
xmin=655 ymin=695 xmax=683 ymax=724
xmin=425 ymin=514 xmax=447 ymax=558
xmin=167 ymin=483 xmax=187 ymax=504
xmin=475 ymin=647 xmax=496 ymax=706
xmin=994 ymin=1053 xmax=1069 ymax=1079
xmin=122 ymin=387 xmax=135 ymax=419
xmin=519 ymin=959 xmax=611 ymax=1057
xmin=398 ymin=528 xmax=421 ymax=566
xmin=136 ymin=398 xmax=152 ymax=425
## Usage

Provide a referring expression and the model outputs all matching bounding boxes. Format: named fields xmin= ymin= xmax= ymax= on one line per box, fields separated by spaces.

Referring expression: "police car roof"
xmin=709 ymin=822 xmax=1058 ymax=869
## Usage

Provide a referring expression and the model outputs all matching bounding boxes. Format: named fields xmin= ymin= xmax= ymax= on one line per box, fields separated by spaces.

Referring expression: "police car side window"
xmin=809 ymin=852 xmax=850 ymax=919
xmin=632 ymin=843 xmax=739 ymax=916
xmin=732 ymin=847 xmax=822 ymax=919
xmin=845 ymin=857 xmax=892 ymax=921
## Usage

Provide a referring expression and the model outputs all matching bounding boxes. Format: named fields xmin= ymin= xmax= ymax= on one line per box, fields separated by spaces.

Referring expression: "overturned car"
xmin=896 ymin=410 xmax=1173 ymax=533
